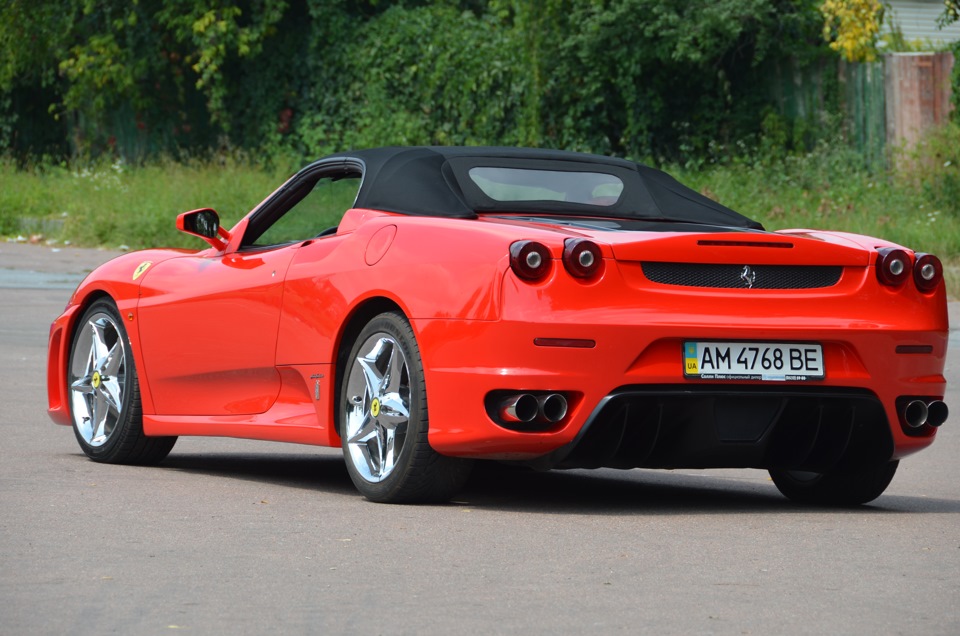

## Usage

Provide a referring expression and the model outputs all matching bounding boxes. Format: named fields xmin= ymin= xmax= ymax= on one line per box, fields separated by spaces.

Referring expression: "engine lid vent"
xmin=642 ymin=262 xmax=842 ymax=289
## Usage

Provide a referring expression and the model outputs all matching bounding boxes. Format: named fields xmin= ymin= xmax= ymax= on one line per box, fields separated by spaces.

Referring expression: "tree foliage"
xmin=939 ymin=0 xmax=960 ymax=26
xmin=1 ymin=0 xmax=831 ymax=162
xmin=819 ymin=0 xmax=884 ymax=62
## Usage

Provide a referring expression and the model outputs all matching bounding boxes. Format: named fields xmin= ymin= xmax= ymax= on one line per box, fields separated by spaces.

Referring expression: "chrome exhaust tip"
xmin=499 ymin=394 xmax=539 ymax=423
xmin=538 ymin=393 xmax=568 ymax=423
xmin=904 ymin=399 xmax=929 ymax=429
xmin=926 ymin=400 xmax=948 ymax=428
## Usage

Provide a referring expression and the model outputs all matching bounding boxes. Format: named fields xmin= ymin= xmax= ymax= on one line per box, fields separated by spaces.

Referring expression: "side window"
xmin=250 ymin=174 xmax=361 ymax=247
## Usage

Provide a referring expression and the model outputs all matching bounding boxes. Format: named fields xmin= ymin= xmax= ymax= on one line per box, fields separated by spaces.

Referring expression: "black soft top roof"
xmin=322 ymin=146 xmax=762 ymax=230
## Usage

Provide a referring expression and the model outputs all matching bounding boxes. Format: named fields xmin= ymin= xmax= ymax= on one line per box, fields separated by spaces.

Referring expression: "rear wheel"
xmin=68 ymin=298 xmax=176 ymax=464
xmin=340 ymin=311 xmax=472 ymax=503
xmin=769 ymin=460 xmax=898 ymax=506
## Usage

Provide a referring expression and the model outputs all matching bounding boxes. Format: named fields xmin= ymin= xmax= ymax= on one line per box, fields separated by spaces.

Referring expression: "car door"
xmin=137 ymin=245 xmax=297 ymax=416
xmin=136 ymin=163 xmax=360 ymax=416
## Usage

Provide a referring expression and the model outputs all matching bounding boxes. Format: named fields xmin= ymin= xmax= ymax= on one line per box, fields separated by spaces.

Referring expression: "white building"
xmin=884 ymin=1 xmax=960 ymax=46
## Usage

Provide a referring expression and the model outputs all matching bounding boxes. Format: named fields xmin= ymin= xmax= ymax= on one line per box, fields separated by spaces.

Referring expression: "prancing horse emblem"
xmin=740 ymin=265 xmax=756 ymax=289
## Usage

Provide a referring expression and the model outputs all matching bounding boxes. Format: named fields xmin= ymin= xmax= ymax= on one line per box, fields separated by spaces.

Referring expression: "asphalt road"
xmin=2 ymin=243 xmax=959 ymax=635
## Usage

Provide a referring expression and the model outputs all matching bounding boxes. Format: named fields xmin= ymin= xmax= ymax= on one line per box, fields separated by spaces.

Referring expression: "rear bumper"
xmin=417 ymin=313 xmax=947 ymax=465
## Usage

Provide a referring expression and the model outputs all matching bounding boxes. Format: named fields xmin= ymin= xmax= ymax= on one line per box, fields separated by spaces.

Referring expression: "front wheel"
xmin=68 ymin=298 xmax=176 ymax=464
xmin=340 ymin=311 xmax=472 ymax=503
xmin=769 ymin=460 xmax=899 ymax=506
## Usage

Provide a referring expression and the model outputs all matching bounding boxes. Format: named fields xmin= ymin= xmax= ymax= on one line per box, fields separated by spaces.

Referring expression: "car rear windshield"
xmin=467 ymin=167 xmax=624 ymax=206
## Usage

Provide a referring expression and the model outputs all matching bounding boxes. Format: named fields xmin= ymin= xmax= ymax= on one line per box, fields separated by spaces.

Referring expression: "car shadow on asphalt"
xmin=159 ymin=451 xmax=358 ymax=497
xmin=457 ymin=463 xmax=960 ymax=515
xmin=149 ymin=451 xmax=960 ymax=515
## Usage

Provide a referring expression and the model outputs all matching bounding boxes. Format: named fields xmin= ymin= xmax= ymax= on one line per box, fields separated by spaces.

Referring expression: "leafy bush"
xmin=297 ymin=4 xmax=526 ymax=154
xmin=896 ymin=122 xmax=960 ymax=218
xmin=0 ymin=0 xmax=829 ymax=163
xmin=537 ymin=0 xmax=825 ymax=161
xmin=953 ymin=41 xmax=960 ymax=123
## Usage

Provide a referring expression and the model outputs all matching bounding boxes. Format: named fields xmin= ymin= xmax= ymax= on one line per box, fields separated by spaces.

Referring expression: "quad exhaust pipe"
xmin=926 ymin=400 xmax=948 ymax=427
xmin=903 ymin=399 xmax=948 ymax=429
xmin=499 ymin=394 xmax=539 ymax=423
xmin=538 ymin=393 xmax=569 ymax=423
xmin=499 ymin=393 xmax=568 ymax=425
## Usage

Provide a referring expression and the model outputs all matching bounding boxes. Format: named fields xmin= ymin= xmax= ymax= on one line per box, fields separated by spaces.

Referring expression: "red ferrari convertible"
xmin=47 ymin=147 xmax=949 ymax=504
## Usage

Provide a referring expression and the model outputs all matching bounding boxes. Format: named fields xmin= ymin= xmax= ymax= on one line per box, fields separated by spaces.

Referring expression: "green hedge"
xmin=0 ymin=0 xmax=833 ymax=163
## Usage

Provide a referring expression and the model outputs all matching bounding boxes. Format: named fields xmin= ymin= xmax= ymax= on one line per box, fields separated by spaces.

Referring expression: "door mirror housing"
xmin=177 ymin=208 xmax=231 ymax=250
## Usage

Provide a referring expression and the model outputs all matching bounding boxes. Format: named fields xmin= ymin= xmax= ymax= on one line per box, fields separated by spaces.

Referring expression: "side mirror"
xmin=177 ymin=208 xmax=231 ymax=250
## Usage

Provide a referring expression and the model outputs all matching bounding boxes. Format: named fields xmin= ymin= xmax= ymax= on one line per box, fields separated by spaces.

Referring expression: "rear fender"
xmin=276 ymin=214 xmax=515 ymax=368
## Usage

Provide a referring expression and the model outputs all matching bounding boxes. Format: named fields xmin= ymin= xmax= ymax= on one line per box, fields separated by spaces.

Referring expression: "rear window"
xmin=467 ymin=167 xmax=624 ymax=206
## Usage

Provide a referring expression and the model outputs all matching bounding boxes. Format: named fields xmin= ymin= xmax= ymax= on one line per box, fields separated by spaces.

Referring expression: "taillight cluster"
xmin=913 ymin=253 xmax=943 ymax=293
xmin=875 ymin=247 xmax=943 ymax=293
xmin=509 ymin=239 xmax=604 ymax=282
xmin=562 ymin=239 xmax=603 ymax=279
xmin=509 ymin=241 xmax=552 ymax=281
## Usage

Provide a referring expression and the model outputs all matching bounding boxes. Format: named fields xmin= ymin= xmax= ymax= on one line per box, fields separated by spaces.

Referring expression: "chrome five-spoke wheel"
xmin=339 ymin=311 xmax=472 ymax=503
xmin=343 ymin=332 xmax=411 ymax=482
xmin=70 ymin=308 xmax=128 ymax=448
xmin=67 ymin=299 xmax=176 ymax=464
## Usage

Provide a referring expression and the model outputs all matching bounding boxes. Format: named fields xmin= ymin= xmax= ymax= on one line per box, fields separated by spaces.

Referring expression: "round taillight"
xmin=913 ymin=253 xmax=943 ymax=293
xmin=875 ymin=248 xmax=912 ymax=287
xmin=562 ymin=239 xmax=603 ymax=279
xmin=510 ymin=241 xmax=551 ymax=281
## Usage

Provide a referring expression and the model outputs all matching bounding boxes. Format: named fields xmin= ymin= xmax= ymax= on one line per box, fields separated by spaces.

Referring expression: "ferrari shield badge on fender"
xmin=132 ymin=261 xmax=152 ymax=281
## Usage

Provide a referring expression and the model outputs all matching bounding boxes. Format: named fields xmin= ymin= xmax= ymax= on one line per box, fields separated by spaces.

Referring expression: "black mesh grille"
xmin=641 ymin=262 xmax=842 ymax=289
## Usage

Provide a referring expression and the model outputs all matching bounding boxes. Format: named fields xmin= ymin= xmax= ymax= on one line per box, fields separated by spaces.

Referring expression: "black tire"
xmin=339 ymin=311 xmax=473 ymax=503
xmin=67 ymin=298 xmax=176 ymax=464
xmin=769 ymin=460 xmax=899 ymax=506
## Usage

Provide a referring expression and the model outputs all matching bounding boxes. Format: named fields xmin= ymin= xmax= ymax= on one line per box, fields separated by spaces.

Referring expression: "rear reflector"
xmin=895 ymin=345 xmax=934 ymax=354
xmin=534 ymin=338 xmax=596 ymax=348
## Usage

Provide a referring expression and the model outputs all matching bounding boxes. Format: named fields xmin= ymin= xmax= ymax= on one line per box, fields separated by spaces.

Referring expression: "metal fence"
xmin=776 ymin=52 xmax=955 ymax=169
xmin=840 ymin=60 xmax=887 ymax=168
